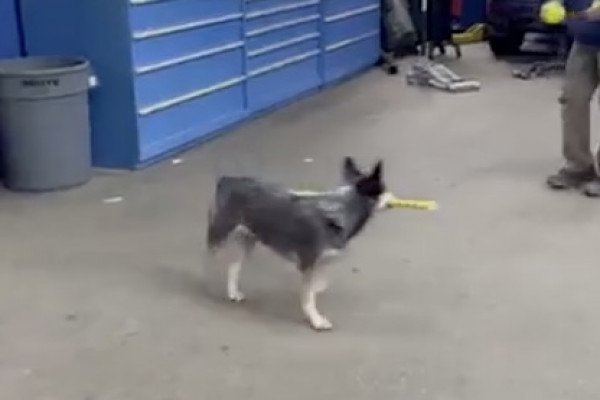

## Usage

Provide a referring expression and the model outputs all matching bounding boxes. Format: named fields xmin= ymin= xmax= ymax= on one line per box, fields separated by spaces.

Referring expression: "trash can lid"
xmin=0 ymin=56 xmax=89 ymax=77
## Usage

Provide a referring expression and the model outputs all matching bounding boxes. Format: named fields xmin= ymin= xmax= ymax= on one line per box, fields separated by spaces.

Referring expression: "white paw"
xmin=228 ymin=291 xmax=246 ymax=303
xmin=309 ymin=315 xmax=333 ymax=331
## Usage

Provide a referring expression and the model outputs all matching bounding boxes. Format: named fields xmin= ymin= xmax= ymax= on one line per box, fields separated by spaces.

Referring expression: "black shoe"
xmin=583 ymin=179 xmax=600 ymax=197
xmin=546 ymin=168 xmax=596 ymax=190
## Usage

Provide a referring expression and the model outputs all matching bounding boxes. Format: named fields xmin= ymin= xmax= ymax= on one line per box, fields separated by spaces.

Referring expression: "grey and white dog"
xmin=206 ymin=157 xmax=388 ymax=330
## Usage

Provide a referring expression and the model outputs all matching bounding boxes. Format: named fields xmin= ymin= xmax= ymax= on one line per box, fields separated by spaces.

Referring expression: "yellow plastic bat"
xmin=291 ymin=187 xmax=438 ymax=211
xmin=384 ymin=195 xmax=438 ymax=211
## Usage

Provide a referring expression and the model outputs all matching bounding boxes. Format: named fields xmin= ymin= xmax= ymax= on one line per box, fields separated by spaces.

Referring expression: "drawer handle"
xmin=247 ymin=33 xmax=319 ymax=57
xmin=248 ymin=50 xmax=319 ymax=77
xmin=324 ymin=4 xmax=379 ymax=23
xmin=130 ymin=0 xmax=168 ymax=4
xmin=246 ymin=15 xmax=319 ymax=37
xmin=136 ymin=42 xmax=244 ymax=74
xmin=138 ymin=76 xmax=245 ymax=116
xmin=325 ymin=31 xmax=378 ymax=52
xmin=246 ymin=0 xmax=320 ymax=19
xmin=133 ymin=13 xmax=243 ymax=40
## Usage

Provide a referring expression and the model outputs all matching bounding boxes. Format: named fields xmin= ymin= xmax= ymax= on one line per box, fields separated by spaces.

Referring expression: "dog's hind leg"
xmin=206 ymin=207 xmax=238 ymax=251
xmin=226 ymin=232 xmax=256 ymax=302
xmin=300 ymin=265 xmax=332 ymax=331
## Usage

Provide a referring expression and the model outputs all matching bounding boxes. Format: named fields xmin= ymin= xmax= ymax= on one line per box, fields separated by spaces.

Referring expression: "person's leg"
xmin=582 ymin=51 xmax=600 ymax=197
xmin=547 ymin=42 xmax=599 ymax=189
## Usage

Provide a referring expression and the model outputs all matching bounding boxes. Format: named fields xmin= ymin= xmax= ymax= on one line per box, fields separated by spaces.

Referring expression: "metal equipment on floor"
xmin=405 ymin=0 xmax=480 ymax=92
xmin=406 ymin=60 xmax=481 ymax=92
xmin=511 ymin=28 xmax=571 ymax=80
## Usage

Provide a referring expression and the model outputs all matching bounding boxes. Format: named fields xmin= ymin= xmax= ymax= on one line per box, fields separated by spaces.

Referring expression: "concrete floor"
xmin=2 ymin=45 xmax=600 ymax=400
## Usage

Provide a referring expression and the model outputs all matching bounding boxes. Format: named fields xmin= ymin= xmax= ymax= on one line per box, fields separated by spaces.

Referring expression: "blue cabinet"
xmin=19 ymin=0 xmax=379 ymax=169
xmin=130 ymin=1 xmax=246 ymax=161
xmin=322 ymin=0 xmax=380 ymax=83
xmin=246 ymin=0 xmax=321 ymax=111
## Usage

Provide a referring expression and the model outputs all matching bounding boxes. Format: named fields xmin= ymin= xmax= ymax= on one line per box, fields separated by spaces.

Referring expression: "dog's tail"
xmin=206 ymin=177 xmax=241 ymax=250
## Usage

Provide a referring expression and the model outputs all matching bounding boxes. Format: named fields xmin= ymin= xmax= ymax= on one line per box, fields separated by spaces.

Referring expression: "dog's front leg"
xmin=227 ymin=261 xmax=245 ymax=302
xmin=301 ymin=268 xmax=332 ymax=331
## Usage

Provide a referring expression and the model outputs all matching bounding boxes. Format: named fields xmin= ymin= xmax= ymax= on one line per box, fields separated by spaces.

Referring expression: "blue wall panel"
xmin=0 ymin=0 xmax=22 ymax=58
xmin=456 ymin=0 xmax=486 ymax=29
xmin=17 ymin=0 xmax=379 ymax=169
xmin=20 ymin=0 xmax=140 ymax=169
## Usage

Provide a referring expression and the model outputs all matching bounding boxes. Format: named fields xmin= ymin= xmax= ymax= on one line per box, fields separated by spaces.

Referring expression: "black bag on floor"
xmin=408 ymin=0 xmax=453 ymax=44
xmin=381 ymin=0 xmax=418 ymax=55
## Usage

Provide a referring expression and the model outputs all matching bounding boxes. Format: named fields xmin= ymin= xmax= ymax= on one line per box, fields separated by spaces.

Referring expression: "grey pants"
xmin=561 ymin=42 xmax=600 ymax=171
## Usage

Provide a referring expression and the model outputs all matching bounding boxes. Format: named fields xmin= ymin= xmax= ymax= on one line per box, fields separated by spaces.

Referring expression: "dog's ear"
xmin=343 ymin=157 xmax=363 ymax=183
xmin=369 ymin=160 xmax=383 ymax=181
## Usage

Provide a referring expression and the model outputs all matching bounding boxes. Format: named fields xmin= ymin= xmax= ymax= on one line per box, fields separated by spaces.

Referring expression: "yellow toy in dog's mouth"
xmin=291 ymin=188 xmax=438 ymax=211
xmin=381 ymin=193 xmax=438 ymax=211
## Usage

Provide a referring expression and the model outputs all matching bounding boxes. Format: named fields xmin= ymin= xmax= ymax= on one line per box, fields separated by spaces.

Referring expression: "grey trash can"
xmin=0 ymin=56 xmax=92 ymax=191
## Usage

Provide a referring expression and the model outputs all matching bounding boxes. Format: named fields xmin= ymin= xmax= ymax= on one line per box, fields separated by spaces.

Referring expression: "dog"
xmin=206 ymin=157 xmax=389 ymax=330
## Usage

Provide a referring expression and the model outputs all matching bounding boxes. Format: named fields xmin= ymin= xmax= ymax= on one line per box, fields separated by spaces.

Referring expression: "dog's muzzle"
xmin=377 ymin=192 xmax=396 ymax=211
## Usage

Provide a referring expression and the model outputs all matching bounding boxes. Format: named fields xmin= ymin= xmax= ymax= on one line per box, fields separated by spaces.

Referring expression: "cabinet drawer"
xmin=135 ymin=47 xmax=244 ymax=112
xmin=246 ymin=5 xmax=319 ymax=37
xmin=132 ymin=19 xmax=242 ymax=70
xmin=246 ymin=19 xmax=319 ymax=52
xmin=248 ymin=37 xmax=319 ymax=72
xmin=322 ymin=0 xmax=378 ymax=16
xmin=323 ymin=7 xmax=378 ymax=46
xmin=138 ymin=82 xmax=245 ymax=161
xmin=130 ymin=0 xmax=242 ymax=33
xmin=247 ymin=53 xmax=320 ymax=111
xmin=246 ymin=0 xmax=319 ymax=14
xmin=324 ymin=33 xmax=379 ymax=83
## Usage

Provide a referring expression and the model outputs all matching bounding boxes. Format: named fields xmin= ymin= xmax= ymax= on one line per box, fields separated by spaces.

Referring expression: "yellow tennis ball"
xmin=540 ymin=1 xmax=566 ymax=24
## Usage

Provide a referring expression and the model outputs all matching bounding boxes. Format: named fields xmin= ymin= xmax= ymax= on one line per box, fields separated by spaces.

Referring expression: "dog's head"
xmin=342 ymin=157 xmax=388 ymax=208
